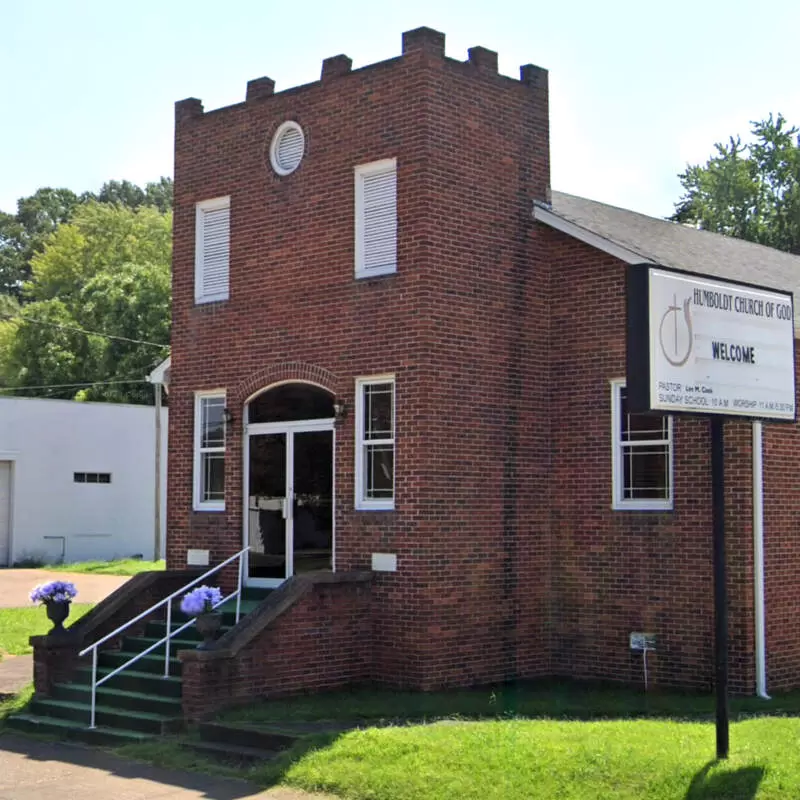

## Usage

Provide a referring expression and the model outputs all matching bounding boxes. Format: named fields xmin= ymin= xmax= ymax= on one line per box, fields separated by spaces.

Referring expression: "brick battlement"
xmin=175 ymin=26 xmax=548 ymax=121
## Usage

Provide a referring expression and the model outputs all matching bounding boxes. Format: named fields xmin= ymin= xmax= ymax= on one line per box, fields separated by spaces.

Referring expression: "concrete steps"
xmin=7 ymin=587 xmax=273 ymax=744
xmin=176 ymin=721 xmax=299 ymax=765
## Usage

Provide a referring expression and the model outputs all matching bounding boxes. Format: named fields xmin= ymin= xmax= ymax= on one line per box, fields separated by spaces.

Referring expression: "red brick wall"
xmin=168 ymin=28 xmax=552 ymax=690
xmin=405 ymin=54 xmax=551 ymax=687
xmin=180 ymin=578 xmax=372 ymax=719
xmin=762 ymin=350 xmax=800 ymax=691
xmin=168 ymin=26 xmax=799 ymax=696
xmin=544 ymin=227 xmax=758 ymax=692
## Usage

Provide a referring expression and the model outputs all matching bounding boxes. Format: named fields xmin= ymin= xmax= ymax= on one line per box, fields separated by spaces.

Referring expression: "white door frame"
xmin=243 ymin=418 xmax=335 ymax=588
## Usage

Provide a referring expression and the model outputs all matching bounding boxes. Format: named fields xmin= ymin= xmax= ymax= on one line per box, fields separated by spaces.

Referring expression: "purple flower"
xmin=30 ymin=580 xmax=78 ymax=605
xmin=180 ymin=585 xmax=223 ymax=616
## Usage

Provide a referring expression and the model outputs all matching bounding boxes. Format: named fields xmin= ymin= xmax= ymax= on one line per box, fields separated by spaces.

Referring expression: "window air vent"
xmin=270 ymin=121 xmax=305 ymax=176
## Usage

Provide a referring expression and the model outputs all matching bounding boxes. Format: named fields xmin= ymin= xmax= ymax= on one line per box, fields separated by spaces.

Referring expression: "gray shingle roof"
xmin=540 ymin=191 xmax=800 ymax=326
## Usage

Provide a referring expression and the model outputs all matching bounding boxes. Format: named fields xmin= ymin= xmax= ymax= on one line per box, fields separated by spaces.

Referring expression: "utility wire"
xmin=0 ymin=312 xmax=170 ymax=349
xmin=0 ymin=378 xmax=148 ymax=393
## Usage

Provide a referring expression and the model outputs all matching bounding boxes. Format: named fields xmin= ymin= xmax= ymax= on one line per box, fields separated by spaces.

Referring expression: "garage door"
xmin=0 ymin=462 xmax=10 ymax=566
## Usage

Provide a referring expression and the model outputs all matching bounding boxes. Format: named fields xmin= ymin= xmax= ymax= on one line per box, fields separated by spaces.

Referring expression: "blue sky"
xmin=2 ymin=0 xmax=799 ymax=219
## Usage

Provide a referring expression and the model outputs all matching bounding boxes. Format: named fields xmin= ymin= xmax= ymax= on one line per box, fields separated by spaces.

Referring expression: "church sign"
xmin=627 ymin=265 xmax=796 ymax=422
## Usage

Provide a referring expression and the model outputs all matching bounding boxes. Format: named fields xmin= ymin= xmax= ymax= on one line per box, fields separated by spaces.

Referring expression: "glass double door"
xmin=246 ymin=422 xmax=333 ymax=586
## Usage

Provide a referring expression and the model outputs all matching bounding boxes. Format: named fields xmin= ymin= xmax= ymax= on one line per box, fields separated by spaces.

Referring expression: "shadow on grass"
xmin=218 ymin=678 xmax=800 ymax=728
xmin=685 ymin=760 xmax=764 ymax=799
xmin=248 ymin=732 xmax=342 ymax=787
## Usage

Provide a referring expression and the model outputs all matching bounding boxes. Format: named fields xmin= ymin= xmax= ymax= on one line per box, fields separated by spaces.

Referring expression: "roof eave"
xmin=533 ymin=202 xmax=653 ymax=266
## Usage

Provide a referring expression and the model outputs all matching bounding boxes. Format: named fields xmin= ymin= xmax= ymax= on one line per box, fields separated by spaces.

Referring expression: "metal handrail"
xmin=79 ymin=546 xmax=250 ymax=729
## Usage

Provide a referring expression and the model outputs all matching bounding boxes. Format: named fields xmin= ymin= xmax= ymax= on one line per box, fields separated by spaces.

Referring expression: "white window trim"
xmin=354 ymin=158 xmax=397 ymax=279
xmin=611 ymin=379 xmax=674 ymax=511
xmin=355 ymin=375 xmax=395 ymax=511
xmin=194 ymin=196 xmax=230 ymax=305
xmin=194 ymin=390 xmax=226 ymax=512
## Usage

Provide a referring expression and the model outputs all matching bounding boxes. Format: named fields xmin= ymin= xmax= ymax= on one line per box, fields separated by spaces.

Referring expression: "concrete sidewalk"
xmin=0 ymin=734 xmax=336 ymax=799
xmin=0 ymin=569 xmax=129 ymax=607
xmin=0 ymin=655 xmax=32 ymax=699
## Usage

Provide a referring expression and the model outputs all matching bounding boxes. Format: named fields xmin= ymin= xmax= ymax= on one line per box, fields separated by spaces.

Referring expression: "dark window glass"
xmin=201 ymin=397 xmax=225 ymax=447
xmin=202 ymin=454 xmax=225 ymax=502
xmin=248 ymin=384 xmax=334 ymax=424
xmin=620 ymin=388 xmax=668 ymax=442
xmin=74 ymin=472 xmax=111 ymax=484
xmin=366 ymin=445 xmax=394 ymax=499
xmin=622 ymin=447 xmax=670 ymax=499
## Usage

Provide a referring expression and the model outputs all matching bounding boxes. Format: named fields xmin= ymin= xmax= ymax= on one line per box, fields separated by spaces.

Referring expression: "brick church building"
xmin=165 ymin=27 xmax=800 ymax=706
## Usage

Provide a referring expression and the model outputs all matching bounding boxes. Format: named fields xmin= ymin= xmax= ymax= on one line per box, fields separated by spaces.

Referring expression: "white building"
xmin=0 ymin=397 xmax=167 ymax=566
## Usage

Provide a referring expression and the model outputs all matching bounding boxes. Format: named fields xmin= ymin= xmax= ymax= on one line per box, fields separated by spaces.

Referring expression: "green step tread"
xmin=144 ymin=627 xmax=231 ymax=640
xmin=74 ymin=666 xmax=182 ymax=684
xmin=180 ymin=739 xmax=279 ymax=762
xmin=126 ymin=637 xmax=200 ymax=650
xmin=132 ymin=634 xmax=210 ymax=644
xmin=53 ymin=683 xmax=182 ymax=706
xmin=101 ymin=650 xmax=182 ymax=664
xmin=33 ymin=697 xmax=177 ymax=722
xmin=9 ymin=713 xmax=153 ymax=742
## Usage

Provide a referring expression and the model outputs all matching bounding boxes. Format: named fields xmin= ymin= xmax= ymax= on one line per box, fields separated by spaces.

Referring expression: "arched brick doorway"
xmin=243 ymin=382 xmax=335 ymax=586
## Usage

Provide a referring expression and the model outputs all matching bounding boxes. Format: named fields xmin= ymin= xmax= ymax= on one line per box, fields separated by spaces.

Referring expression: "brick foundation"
xmin=179 ymin=572 xmax=372 ymax=719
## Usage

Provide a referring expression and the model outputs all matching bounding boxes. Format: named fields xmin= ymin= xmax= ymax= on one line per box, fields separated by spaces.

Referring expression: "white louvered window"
xmin=270 ymin=121 xmax=305 ymax=176
xmin=355 ymin=159 xmax=397 ymax=279
xmin=195 ymin=196 xmax=230 ymax=304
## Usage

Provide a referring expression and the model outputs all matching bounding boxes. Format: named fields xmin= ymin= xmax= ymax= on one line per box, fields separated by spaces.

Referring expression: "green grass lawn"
xmin=0 ymin=604 xmax=94 ymax=659
xmin=45 ymin=559 xmax=165 ymax=576
xmin=275 ymin=717 xmax=799 ymax=799
xmin=115 ymin=683 xmax=800 ymax=799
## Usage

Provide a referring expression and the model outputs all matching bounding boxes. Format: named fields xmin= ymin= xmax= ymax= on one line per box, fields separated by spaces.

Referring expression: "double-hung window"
xmin=195 ymin=196 xmax=230 ymax=303
xmin=611 ymin=380 xmax=673 ymax=510
xmin=355 ymin=159 xmax=397 ymax=278
xmin=194 ymin=392 xmax=226 ymax=511
xmin=355 ymin=376 xmax=395 ymax=510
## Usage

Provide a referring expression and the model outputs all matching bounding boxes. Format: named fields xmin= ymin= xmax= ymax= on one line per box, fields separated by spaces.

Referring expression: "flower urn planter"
xmin=195 ymin=611 xmax=223 ymax=649
xmin=45 ymin=600 xmax=71 ymax=634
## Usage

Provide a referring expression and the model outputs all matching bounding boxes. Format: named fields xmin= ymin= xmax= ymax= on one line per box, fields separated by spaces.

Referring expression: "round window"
xmin=269 ymin=121 xmax=305 ymax=176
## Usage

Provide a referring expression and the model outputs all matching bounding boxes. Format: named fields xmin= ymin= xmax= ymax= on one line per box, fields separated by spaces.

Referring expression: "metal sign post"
xmin=626 ymin=263 xmax=796 ymax=761
xmin=711 ymin=417 xmax=729 ymax=759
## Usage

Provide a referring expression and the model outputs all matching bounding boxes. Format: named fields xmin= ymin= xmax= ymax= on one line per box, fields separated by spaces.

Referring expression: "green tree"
xmin=0 ymin=188 xmax=81 ymax=297
xmin=673 ymin=114 xmax=800 ymax=253
xmin=0 ymin=178 xmax=173 ymax=301
xmin=0 ymin=202 xmax=171 ymax=403
xmin=91 ymin=177 xmax=173 ymax=213
xmin=0 ymin=299 xmax=103 ymax=397
xmin=143 ymin=177 xmax=174 ymax=213
xmin=28 ymin=201 xmax=172 ymax=302
xmin=77 ymin=261 xmax=171 ymax=403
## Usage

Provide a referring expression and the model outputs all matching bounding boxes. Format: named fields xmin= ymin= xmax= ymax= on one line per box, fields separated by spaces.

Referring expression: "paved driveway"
xmin=0 ymin=569 xmax=129 ymax=607
xmin=0 ymin=735 xmax=336 ymax=800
